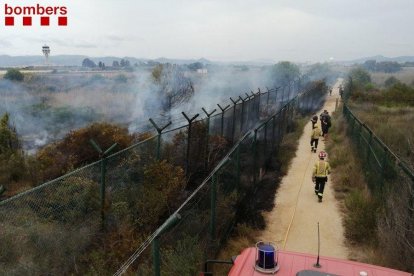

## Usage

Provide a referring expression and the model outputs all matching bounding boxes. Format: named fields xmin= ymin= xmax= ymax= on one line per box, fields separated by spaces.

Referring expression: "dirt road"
xmin=257 ymin=79 xmax=348 ymax=259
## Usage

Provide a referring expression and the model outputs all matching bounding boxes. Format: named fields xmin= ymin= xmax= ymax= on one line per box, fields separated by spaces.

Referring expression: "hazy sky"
xmin=1 ymin=0 xmax=413 ymax=62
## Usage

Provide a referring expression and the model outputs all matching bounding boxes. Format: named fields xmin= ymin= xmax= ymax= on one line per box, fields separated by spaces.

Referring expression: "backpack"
xmin=326 ymin=116 xmax=332 ymax=127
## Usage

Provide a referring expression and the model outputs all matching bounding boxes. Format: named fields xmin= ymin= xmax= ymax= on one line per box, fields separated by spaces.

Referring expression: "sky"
xmin=1 ymin=0 xmax=413 ymax=62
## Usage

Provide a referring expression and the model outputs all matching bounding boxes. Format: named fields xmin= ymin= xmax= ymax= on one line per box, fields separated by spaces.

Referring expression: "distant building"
xmin=196 ymin=68 xmax=208 ymax=74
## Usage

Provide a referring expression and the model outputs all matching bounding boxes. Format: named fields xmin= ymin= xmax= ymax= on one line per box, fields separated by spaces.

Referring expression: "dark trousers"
xmin=322 ymin=125 xmax=328 ymax=136
xmin=315 ymin=176 xmax=327 ymax=198
xmin=310 ymin=138 xmax=319 ymax=149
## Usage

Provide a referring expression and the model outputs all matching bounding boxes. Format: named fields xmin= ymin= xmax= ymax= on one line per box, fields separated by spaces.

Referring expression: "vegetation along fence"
xmin=343 ymin=104 xmax=414 ymax=271
xmin=0 ymin=80 xmax=326 ymax=275
xmin=114 ymin=82 xmax=326 ymax=275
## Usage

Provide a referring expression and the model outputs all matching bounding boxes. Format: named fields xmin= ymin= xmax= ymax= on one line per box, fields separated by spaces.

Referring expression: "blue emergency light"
xmin=255 ymin=241 xmax=279 ymax=273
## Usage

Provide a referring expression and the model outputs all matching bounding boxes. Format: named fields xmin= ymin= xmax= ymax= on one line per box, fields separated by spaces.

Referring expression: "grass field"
xmin=370 ymin=67 xmax=414 ymax=86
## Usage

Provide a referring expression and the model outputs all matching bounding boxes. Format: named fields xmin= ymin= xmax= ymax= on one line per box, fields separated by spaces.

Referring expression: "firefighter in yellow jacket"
xmin=310 ymin=125 xmax=322 ymax=153
xmin=312 ymin=151 xmax=331 ymax=202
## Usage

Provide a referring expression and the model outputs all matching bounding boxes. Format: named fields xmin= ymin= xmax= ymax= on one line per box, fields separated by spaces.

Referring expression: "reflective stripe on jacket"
xmin=313 ymin=160 xmax=331 ymax=177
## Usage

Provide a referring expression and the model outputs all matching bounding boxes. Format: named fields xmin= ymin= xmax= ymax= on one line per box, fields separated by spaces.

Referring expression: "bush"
xmin=4 ymin=68 xmax=24 ymax=81
xmin=36 ymin=122 xmax=134 ymax=181
xmin=0 ymin=113 xmax=20 ymax=154
xmin=350 ymin=68 xmax=371 ymax=85
xmin=384 ymin=76 xmax=400 ymax=88
xmin=0 ymin=113 xmax=28 ymax=194
xmin=162 ymin=236 xmax=204 ymax=275
xmin=344 ymin=190 xmax=379 ymax=244
xmin=131 ymin=160 xmax=186 ymax=231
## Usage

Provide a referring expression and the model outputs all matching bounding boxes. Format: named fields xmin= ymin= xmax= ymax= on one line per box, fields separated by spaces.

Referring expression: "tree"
xmin=4 ymin=68 xmax=24 ymax=81
xmin=363 ymin=60 xmax=401 ymax=73
xmin=112 ymin=60 xmax=120 ymax=67
xmin=120 ymin=59 xmax=131 ymax=67
xmin=306 ymin=63 xmax=332 ymax=81
xmin=0 ymin=113 xmax=20 ymax=154
xmin=384 ymin=76 xmax=400 ymax=88
xmin=151 ymin=64 xmax=194 ymax=112
xmin=36 ymin=122 xmax=134 ymax=181
xmin=349 ymin=68 xmax=371 ymax=86
xmin=0 ymin=113 xmax=26 ymax=188
xmin=376 ymin=61 xmax=401 ymax=73
xmin=363 ymin=60 xmax=377 ymax=71
xmin=271 ymin=61 xmax=300 ymax=87
xmin=187 ymin=62 xmax=203 ymax=71
xmin=82 ymin=58 xmax=96 ymax=68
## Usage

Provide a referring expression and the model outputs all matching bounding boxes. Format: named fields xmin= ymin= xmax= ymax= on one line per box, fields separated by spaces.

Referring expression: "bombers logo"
xmin=3 ymin=3 xmax=68 ymax=26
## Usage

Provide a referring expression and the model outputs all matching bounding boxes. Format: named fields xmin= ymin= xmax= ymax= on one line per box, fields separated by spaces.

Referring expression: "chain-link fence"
xmin=114 ymin=82 xmax=326 ymax=276
xmin=343 ymin=104 xmax=414 ymax=272
xmin=0 ymin=81 xmax=326 ymax=275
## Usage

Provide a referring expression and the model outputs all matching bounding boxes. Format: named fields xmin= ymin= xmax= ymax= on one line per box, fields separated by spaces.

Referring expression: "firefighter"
xmin=339 ymin=86 xmax=344 ymax=99
xmin=312 ymin=151 xmax=331 ymax=202
xmin=310 ymin=125 xmax=322 ymax=153
xmin=311 ymin=114 xmax=318 ymax=129
xmin=320 ymin=110 xmax=331 ymax=140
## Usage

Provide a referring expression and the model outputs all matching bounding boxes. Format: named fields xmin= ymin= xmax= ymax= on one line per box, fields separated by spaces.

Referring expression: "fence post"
xmin=238 ymin=95 xmax=247 ymax=134
xmin=251 ymin=91 xmax=259 ymax=122
xmin=230 ymin=97 xmax=240 ymax=143
xmin=151 ymin=213 xmax=181 ymax=276
xmin=236 ymin=145 xmax=241 ymax=188
xmin=89 ymin=139 xmax=117 ymax=228
xmin=152 ymin=237 xmax=161 ymax=276
xmin=366 ymin=128 xmax=373 ymax=163
xmin=253 ymin=129 xmax=258 ymax=185
xmin=210 ymin=173 xmax=217 ymax=240
xmin=202 ymin=108 xmax=217 ymax=170
xmin=272 ymin=116 xmax=276 ymax=149
xmin=266 ymin=87 xmax=270 ymax=106
xmin=358 ymin=121 xmax=364 ymax=149
xmin=182 ymin=112 xmax=199 ymax=176
xmin=149 ymin=118 xmax=172 ymax=160
xmin=264 ymin=121 xmax=268 ymax=150
xmin=217 ymin=103 xmax=230 ymax=137
xmin=288 ymin=82 xmax=292 ymax=101
xmin=378 ymin=146 xmax=388 ymax=194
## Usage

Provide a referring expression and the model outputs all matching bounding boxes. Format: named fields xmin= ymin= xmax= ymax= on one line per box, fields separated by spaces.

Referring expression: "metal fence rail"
xmin=0 ymin=81 xmax=326 ymax=275
xmin=343 ymin=104 xmax=414 ymax=271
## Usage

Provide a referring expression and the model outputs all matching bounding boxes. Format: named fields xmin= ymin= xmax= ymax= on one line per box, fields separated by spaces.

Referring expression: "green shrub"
xmin=24 ymin=176 xmax=100 ymax=223
xmin=0 ymin=113 xmax=20 ymax=154
xmin=36 ymin=122 xmax=134 ymax=181
xmin=0 ymin=207 xmax=99 ymax=275
xmin=162 ymin=236 xmax=204 ymax=276
xmin=131 ymin=160 xmax=186 ymax=231
xmin=384 ymin=76 xmax=399 ymax=88
xmin=4 ymin=68 xmax=24 ymax=81
xmin=344 ymin=190 xmax=379 ymax=244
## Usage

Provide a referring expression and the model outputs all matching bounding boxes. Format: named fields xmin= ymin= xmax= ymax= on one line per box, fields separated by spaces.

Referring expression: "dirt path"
xmin=257 ymin=79 xmax=348 ymax=259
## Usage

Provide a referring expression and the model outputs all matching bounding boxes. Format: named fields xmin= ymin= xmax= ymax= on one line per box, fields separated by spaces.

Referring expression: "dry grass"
xmin=326 ymin=114 xmax=368 ymax=200
xmin=213 ymin=224 xmax=261 ymax=275
xmin=370 ymin=67 xmax=414 ymax=86
xmin=325 ymin=107 xmax=398 ymax=268
xmin=349 ymin=103 xmax=414 ymax=168
xmin=46 ymin=89 xmax=139 ymax=120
